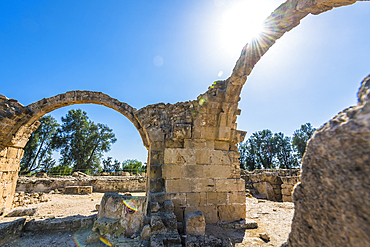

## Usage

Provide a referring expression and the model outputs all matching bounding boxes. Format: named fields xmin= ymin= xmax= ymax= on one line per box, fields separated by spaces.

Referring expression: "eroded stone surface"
xmin=283 ymin=75 xmax=370 ymax=246
xmin=184 ymin=210 xmax=206 ymax=236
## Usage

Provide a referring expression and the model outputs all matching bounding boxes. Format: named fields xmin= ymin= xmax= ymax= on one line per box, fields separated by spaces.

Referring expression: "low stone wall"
xmin=16 ymin=175 xmax=146 ymax=193
xmin=281 ymin=176 xmax=300 ymax=202
xmin=240 ymin=169 xmax=301 ymax=202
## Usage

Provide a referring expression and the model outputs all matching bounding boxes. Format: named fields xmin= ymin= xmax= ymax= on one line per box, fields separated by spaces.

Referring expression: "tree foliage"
xmin=122 ymin=159 xmax=146 ymax=174
xmin=20 ymin=115 xmax=59 ymax=174
xmin=292 ymin=123 xmax=316 ymax=160
xmin=238 ymin=125 xmax=314 ymax=170
xmin=52 ymin=109 xmax=117 ymax=173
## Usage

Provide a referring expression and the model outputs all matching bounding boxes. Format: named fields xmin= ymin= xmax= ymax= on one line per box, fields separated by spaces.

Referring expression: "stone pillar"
xmin=163 ymin=139 xmax=245 ymax=224
xmin=0 ymin=146 xmax=23 ymax=210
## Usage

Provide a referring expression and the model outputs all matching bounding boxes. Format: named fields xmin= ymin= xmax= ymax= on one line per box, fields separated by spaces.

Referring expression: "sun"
xmin=219 ymin=0 xmax=278 ymax=56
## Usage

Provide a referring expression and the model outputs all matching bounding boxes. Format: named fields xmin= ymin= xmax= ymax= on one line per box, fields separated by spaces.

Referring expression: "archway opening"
xmin=13 ymin=98 xmax=149 ymax=219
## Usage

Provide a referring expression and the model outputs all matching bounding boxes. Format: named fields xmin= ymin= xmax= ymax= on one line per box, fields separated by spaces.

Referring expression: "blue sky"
xmin=1 ymin=0 xmax=369 ymax=164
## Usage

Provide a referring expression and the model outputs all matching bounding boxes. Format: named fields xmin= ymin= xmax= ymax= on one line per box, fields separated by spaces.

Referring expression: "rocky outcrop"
xmin=283 ymin=75 xmax=370 ymax=246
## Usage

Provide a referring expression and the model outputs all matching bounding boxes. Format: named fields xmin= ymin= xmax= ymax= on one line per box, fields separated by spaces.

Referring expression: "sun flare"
xmin=219 ymin=0 xmax=278 ymax=56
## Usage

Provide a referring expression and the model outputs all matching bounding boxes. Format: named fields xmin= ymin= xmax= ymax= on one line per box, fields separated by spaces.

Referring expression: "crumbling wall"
xmin=241 ymin=169 xmax=300 ymax=202
xmin=136 ymin=95 xmax=247 ymax=224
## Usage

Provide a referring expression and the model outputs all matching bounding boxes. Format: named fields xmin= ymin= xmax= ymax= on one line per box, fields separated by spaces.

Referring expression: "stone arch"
xmin=0 ymin=91 xmax=150 ymax=210
xmin=11 ymin=91 xmax=150 ymax=149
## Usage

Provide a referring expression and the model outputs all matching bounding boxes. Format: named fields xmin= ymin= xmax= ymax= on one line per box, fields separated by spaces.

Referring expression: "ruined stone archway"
xmin=10 ymin=91 xmax=150 ymax=149
xmin=1 ymin=1 xmax=369 ymax=245
xmin=0 ymin=91 xmax=150 ymax=209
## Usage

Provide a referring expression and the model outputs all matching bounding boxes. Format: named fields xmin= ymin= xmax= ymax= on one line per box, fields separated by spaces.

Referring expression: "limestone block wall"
xmin=0 ymin=146 xmax=24 ymax=209
xmin=15 ymin=176 xmax=146 ymax=193
xmin=281 ymin=176 xmax=300 ymax=202
xmin=163 ymin=141 xmax=245 ymax=224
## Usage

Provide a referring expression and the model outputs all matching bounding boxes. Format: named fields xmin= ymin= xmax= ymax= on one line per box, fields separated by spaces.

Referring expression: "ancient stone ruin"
xmin=0 ymin=0 xmax=369 ymax=246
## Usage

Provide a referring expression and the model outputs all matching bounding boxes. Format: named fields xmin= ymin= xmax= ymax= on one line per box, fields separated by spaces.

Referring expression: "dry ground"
xmin=1 ymin=193 xmax=294 ymax=246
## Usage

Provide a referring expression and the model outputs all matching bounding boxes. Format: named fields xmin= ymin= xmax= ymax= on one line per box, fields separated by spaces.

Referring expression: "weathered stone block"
xmin=165 ymin=139 xmax=183 ymax=148
xmin=211 ymin=150 xmax=231 ymax=165
xmin=164 ymin=149 xmax=196 ymax=165
xmin=184 ymin=139 xmax=214 ymax=150
xmin=166 ymin=193 xmax=186 ymax=222
xmin=195 ymin=150 xmax=211 ymax=164
xmin=166 ymin=179 xmax=191 ymax=193
xmin=150 ymin=178 xmax=164 ymax=193
xmin=228 ymin=191 xmax=245 ymax=204
xmin=194 ymin=114 xmax=217 ymax=127
xmin=253 ymin=182 xmax=276 ymax=201
xmin=207 ymin=192 xmax=227 ymax=205
xmin=186 ymin=192 xmax=206 ymax=207
xmin=150 ymin=164 xmax=162 ymax=179
xmin=214 ymin=141 xmax=229 ymax=151
xmin=217 ymin=204 xmax=246 ymax=222
xmin=162 ymin=164 xmax=182 ymax=179
xmin=79 ymin=186 xmax=93 ymax=194
xmin=182 ymin=165 xmax=204 ymax=178
xmin=64 ymin=186 xmax=92 ymax=194
xmin=191 ymin=178 xmax=215 ymax=192
xmin=5 ymin=147 xmax=18 ymax=159
xmin=184 ymin=210 xmax=205 ymax=235
xmin=98 ymin=193 xmax=147 ymax=238
xmin=164 ymin=200 xmax=174 ymax=212
xmin=147 ymin=127 xmax=165 ymax=142
xmin=150 ymin=150 xmax=164 ymax=165
xmin=173 ymin=124 xmax=192 ymax=139
xmin=215 ymin=179 xmax=244 ymax=192
xmin=185 ymin=206 xmax=218 ymax=224
xmin=204 ymin=165 xmax=233 ymax=179
xmin=217 ymin=126 xmax=231 ymax=141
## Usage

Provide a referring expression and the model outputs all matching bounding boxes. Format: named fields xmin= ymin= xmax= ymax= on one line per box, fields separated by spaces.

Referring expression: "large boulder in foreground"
xmin=87 ymin=192 xmax=147 ymax=244
xmin=283 ymin=75 xmax=370 ymax=247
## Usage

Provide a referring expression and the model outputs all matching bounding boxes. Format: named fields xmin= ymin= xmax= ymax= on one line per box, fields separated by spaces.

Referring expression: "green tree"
xmin=53 ymin=109 xmax=117 ymax=173
xmin=274 ymin=132 xmax=299 ymax=169
xmin=20 ymin=115 xmax=59 ymax=174
xmin=292 ymin=123 xmax=316 ymax=160
xmin=113 ymin=159 xmax=121 ymax=172
xmin=122 ymin=159 xmax=146 ymax=174
xmin=251 ymin=129 xmax=277 ymax=169
xmin=102 ymin=156 xmax=113 ymax=172
xmin=238 ymin=139 xmax=259 ymax=171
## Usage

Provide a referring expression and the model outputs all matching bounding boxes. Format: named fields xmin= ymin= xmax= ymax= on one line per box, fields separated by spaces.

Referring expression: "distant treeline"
xmin=239 ymin=123 xmax=316 ymax=170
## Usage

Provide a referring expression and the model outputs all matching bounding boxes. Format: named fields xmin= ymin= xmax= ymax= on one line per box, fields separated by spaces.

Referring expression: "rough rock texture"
xmin=93 ymin=193 xmax=147 ymax=239
xmin=24 ymin=214 xmax=96 ymax=232
xmin=283 ymin=75 xmax=370 ymax=246
xmin=6 ymin=207 xmax=38 ymax=217
xmin=12 ymin=191 xmax=50 ymax=207
xmin=0 ymin=218 xmax=26 ymax=244
xmin=184 ymin=210 xmax=206 ymax=236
